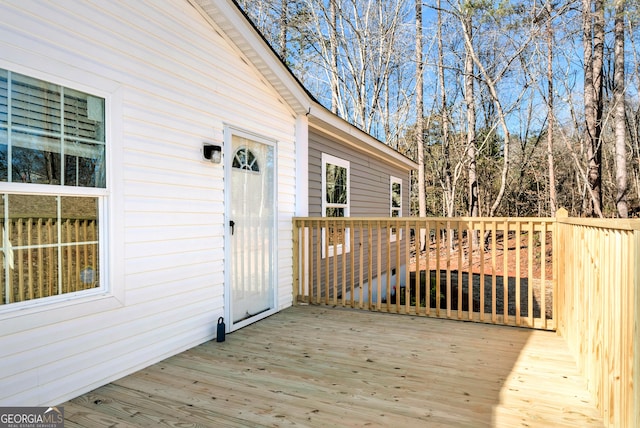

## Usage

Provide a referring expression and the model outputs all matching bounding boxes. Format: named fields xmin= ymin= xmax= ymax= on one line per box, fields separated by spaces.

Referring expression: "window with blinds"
xmin=0 ymin=68 xmax=106 ymax=307
xmin=0 ymin=68 xmax=105 ymax=187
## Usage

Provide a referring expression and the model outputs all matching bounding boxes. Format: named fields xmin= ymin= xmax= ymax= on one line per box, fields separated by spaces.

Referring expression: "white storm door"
xmin=227 ymin=131 xmax=276 ymax=330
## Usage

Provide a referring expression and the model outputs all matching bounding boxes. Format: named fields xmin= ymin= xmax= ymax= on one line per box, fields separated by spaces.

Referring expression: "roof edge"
xmin=309 ymin=103 xmax=417 ymax=171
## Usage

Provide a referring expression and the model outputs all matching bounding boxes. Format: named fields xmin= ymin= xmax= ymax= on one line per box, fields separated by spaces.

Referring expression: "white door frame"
xmin=223 ymin=125 xmax=278 ymax=332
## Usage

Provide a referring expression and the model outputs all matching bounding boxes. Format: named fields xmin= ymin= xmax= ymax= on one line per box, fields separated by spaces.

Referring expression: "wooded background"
xmin=237 ymin=0 xmax=640 ymax=218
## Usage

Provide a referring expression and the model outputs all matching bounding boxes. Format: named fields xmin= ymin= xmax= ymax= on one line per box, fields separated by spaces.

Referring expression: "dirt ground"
xmin=408 ymin=233 xmax=554 ymax=320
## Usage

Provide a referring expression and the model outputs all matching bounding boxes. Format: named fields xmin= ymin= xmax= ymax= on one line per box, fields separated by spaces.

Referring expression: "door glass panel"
xmin=230 ymin=135 xmax=275 ymax=323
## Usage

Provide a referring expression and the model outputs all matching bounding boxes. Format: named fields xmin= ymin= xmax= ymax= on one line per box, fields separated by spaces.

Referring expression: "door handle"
xmin=229 ymin=220 xmax=235 ymax=235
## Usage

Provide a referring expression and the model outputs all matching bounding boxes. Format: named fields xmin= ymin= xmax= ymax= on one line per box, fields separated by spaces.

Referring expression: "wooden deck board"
xmin=64 ymin=306 xmax=603 ymax=427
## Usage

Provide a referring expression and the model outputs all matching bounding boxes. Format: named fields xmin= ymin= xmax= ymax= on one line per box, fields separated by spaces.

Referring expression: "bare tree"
xmin=546 ymin=0 xmax=557 ymax=215
xmin=437 ymin=0 xmax=455 ymax=217
xmin=278 ymin=0 xmax=289 ymax=59
xmin=329 ymin=0 xmax=340 ymax=114
xmin=416 ymin=0 xmax=427 ymax=249
xmin=614 ymin=0 xmax=628 ymax=217
xmin=583 ymin=0 xmax=605 ymax=217
xmin=462 ymin=12 xmax=478 ymax=219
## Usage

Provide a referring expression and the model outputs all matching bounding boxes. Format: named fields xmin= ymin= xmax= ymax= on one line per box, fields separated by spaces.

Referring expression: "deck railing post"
xmin=554 ymin=208 xmax=568 ymax=334
xmin=292 ymin=219 xmax=299 ymax=305
xmin=634 ymin=229 xmax=640 ymax=428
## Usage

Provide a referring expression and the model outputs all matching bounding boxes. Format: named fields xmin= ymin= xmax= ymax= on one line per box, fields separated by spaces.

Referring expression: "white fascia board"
xmin=308 ymin=103 xmax=418 ymax=172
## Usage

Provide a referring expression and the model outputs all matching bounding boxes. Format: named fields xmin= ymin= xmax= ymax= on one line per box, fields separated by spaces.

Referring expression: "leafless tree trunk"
xmin=463 ymin=14 xmax=478 ymax=219
xmin=437 ymin=0 xmax=454 ymax=218
xmin=583 ymin=0 xmax=604 ymax=217
xmin=329 ymin=0 xmax=339 ymax=114
xmin=278 ymin=0 xmax=288 ymax=59
xmin=416 ymin=0 xmax=426 ymax=250
xmin=546 ymin=0 xmax=557 ymax=215
xmin=614 ymin=0 xmax=628 ymax=217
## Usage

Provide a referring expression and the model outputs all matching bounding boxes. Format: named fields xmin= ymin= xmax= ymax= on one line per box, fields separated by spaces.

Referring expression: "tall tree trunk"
xmin=546 ymin=0 xmax=557 ymax=215
xmin=463 ymin=15 xmax=478 ymax=219
xmin=278 ymin=0 xmax=288 ymax=60
xmin=329 ymin=0 xmax=339 ymax=115
xmin=614 ymin=0 xmax=628 ymax=217
xmin=583 ymin=0 xmax=604 ymax=217
xmin=416 ymin=0 xmax=426 ymax=250
xmin=438 ymin=0 xmax=453 ymax=218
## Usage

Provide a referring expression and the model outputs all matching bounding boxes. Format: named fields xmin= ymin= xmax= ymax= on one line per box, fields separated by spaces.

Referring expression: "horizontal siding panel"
xmin=123 ymin=246 xmax=218 ymax=271
xmin=122 ymin=168 xmax=223 ymax=193
xmin=0 ymin=287 xmax=218 ymax=384
xmin=124 ymin=273 xmax=221 ymax=304
xmin=124 ymin=237 xmax=218 ymax=260
xmin=125 ymin=267 xmax=223 ymax=297
xmin=125 ymin=266 xmax=224 ymax=292
xmin=11 ymin=303 xmax=218 ymax=404
xmin=123 ymin=213 xmax=223 ymax=230
xmin=123 ymin=187 xmax=224 ymax=206
xmin=124 ymin=224 xmax=224 ymax=243
xmin=123 ymin=196 xmax=220 ymax=215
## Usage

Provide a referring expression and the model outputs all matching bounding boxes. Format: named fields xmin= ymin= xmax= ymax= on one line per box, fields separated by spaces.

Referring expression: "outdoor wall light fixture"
xmin=203 ymin=143 xmax=222 ymax=164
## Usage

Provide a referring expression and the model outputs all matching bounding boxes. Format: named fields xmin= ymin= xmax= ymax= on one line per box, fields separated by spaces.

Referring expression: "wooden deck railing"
xmin=292 ymin=211 xmax=640 ymax=428
xmin=555 ymin=210 xmax=640 ymax=428
xmin=293 ymin=216 xmax=556 ymax=330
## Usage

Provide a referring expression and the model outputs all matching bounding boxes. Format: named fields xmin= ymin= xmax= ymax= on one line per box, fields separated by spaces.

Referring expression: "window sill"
xmin=0 ymin=291 xmax=124 ymax=335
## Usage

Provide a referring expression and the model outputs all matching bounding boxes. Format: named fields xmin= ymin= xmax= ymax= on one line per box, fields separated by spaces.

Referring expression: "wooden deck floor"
xmin=63 ymin=306 xmax=603 ymax=427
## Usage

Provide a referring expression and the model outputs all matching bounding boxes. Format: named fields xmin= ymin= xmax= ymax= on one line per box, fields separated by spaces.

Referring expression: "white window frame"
xmin=390 ymin=176 xmax=402 ymax=242
xmin=321 ymin=153 xmax=350 ymax=258
xmin=0 ymin=64 xmax=112 ymax=314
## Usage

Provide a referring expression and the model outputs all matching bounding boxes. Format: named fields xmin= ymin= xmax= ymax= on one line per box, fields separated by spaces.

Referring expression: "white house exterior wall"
xmin=0 ymin=1 xmax=297 ymax=405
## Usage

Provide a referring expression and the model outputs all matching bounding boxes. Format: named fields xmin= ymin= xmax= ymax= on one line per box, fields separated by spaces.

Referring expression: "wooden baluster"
xmin=340 ymin=219 xmax=346 ymax=306
xmin=403 ymin=219 xmax=410 ymax=314
xmin=385 ymin=219 xmax=391 ymax=313
xmin=435 ymin=220 xmax=441 ymax=317
xmin=540 ymin=221 xmax=547 ymax=328
xmin=349 ymin=219 xmax=355 ymax=308
xmin=394 ymin=219 xmax=400 ymax=313
xmin=316 ymin=221 xmax=322 ymax=305
xmin=457 ymin=221 xmax=463 ymax=320
xmin=376 ymin=220 xmax=382 ymax=311
xmin=358 ymin=221 xmax=364 ymax=309
xmin=491 ymin=221 xmax=497 ymax=324
xmin=528 ymin=222 xmax=534 ymax=326
xmin=332 ymin=222 xmax=338 ymax=305
xmin=467 ymin=221 xmax=473 ymax=321
xmin=367 ymin=221 xmax=373 ymax=310
xmin=324 ymin=218 xmax=329 ymax=305
xmin=479 ymin=221 xmax=485 ymax=321
xmin=515 ymin=221 xmax=521 ymax=326
xmin=503 ymin=220 xmax=509 ymax=325
xmin=445 ymin=220 xmax=451 ymax=318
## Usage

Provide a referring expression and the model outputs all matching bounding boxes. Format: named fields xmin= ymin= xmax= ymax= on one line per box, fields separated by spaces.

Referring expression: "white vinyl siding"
xmin=0 ymin=0 xmax=298 ymax=406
